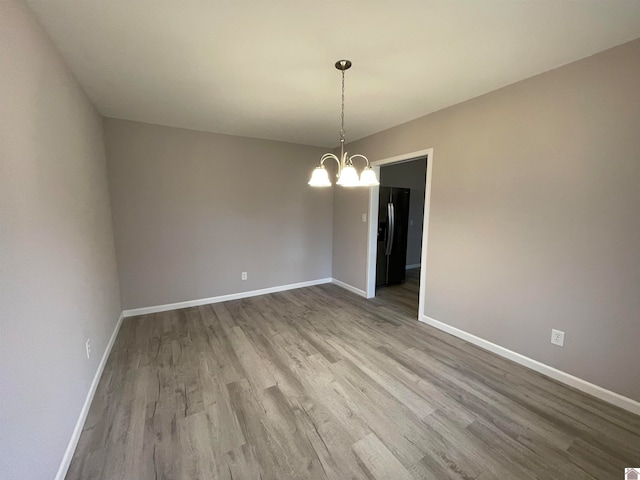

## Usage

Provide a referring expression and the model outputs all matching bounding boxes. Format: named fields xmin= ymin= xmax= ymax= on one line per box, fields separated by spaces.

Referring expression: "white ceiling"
xmin=26 ymin=0 xmax=640 ymax=147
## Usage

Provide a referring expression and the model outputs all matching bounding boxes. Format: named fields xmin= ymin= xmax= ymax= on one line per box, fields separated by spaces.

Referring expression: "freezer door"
xmin=376 ymin=187 xmax=391 ymax=286
xmin=387 ymin=187 xmax=410 ymax=285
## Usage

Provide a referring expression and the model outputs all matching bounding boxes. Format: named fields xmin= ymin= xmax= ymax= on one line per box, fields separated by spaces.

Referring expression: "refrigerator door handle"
xmin=384 ymin=203 xmax=391 ymax=255
xmin=386 ymin=202 xmax=395 ymax=255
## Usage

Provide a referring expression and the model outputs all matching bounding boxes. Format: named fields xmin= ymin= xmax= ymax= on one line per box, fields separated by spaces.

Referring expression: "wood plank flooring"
xmin=67 ymin=275 xmax=640 ymax=479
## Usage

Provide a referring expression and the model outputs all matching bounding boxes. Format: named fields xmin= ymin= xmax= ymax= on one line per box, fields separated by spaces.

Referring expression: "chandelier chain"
xmin=340 ymin=68 xmax=345 ymax=143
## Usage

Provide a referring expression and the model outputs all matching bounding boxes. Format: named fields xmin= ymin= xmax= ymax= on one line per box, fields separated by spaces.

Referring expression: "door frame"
xmin=365 ymin=148 xmax=434 ymax=320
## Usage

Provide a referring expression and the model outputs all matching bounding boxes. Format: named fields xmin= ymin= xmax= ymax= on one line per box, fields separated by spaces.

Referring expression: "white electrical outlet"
xmin=361 ymin=213 xmax=367 ymax=223
xmin=241 ymin=272 xmax=247 ymax=280
xmin=85 ymin=338 xmax=91 ymax=359
xmin=551 ymin=329 xmax=565 ymax=347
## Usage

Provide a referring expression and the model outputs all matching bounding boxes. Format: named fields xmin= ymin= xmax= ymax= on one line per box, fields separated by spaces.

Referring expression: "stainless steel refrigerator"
xmin=376 ymin=187 xmax=410 ymax=287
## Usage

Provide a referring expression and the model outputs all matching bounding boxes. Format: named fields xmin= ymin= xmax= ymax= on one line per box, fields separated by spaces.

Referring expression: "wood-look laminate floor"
xmin=375 ymin=268 xmax=421 ymax=318
xmin=67 ymin=278 xmax=640 ymax=480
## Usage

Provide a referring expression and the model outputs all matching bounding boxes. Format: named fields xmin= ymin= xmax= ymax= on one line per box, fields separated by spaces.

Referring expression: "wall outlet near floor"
xmin=241 ymin=271 xmax=247 ymax=281
xmin=85 ymin=338 xmax=91 ymax=359
xmin=551 ymin=329 xmax=565 ymax=347
xmin=361 ymin=213 xmax=367 ymax=223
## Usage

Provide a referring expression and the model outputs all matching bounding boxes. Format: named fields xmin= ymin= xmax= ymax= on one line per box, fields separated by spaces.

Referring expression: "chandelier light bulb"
xmin=360 ymin=167 xmax=380 ymax=186
xmin=308 ymin=165 xmax=331 ymax=187
xmin=336 ymin=164 xmax=360 ymax=187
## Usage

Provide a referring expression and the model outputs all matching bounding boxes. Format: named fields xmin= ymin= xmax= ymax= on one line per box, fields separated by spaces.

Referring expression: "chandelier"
xmin=308 ymin=60 xmax=379 ymax=187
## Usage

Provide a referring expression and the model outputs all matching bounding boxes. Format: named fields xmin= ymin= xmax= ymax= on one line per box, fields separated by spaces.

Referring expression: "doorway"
xmin=365 ymin=148 xmax=434 ymax=321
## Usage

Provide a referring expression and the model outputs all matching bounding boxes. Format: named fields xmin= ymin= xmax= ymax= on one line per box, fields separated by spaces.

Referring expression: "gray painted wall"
xmin=380 ymin=159 xmax=427 ymax=267
xmin=105 ymin=119 xmax=333 ymax=310
xmin=332 ymin=39 xmax=640 ymax=402
xmin=0 ymin=2 xmax=122 ymax=479
xmin=332 ymin=184 xmax=370 ymax=291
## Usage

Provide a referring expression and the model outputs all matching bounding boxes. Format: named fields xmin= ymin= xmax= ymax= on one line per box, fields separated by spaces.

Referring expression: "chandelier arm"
xmin=320 ymin=153 xmax=341 ymax=169
xmin=347 ymin=154 xmax=371 ymax=167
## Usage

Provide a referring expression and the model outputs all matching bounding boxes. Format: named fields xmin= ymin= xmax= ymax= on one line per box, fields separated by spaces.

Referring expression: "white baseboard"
xmin=55 ymin=311 xmax=125 ymax=480
xmin=123 ymin=278 xmax=333 ymax=317
xmin=406 ymin=263 xmax=421 ymax=270
xmin=419 ymin=315 xmax=640 ymax=416
xmin=331 ymin=278 xmax=368 ymax=298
